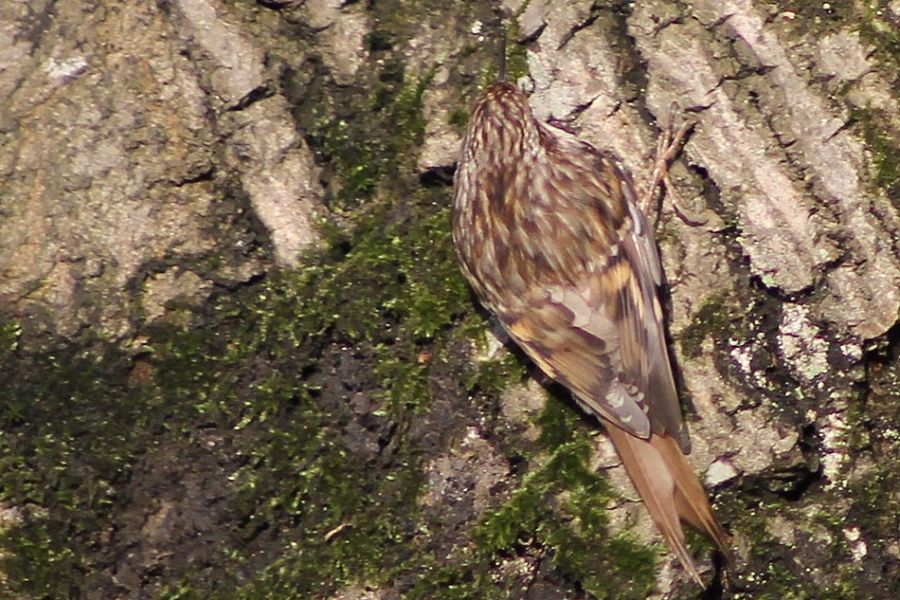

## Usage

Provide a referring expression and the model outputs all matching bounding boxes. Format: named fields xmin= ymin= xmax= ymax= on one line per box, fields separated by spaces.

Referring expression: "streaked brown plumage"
xmin=452 ymin=82 xmax=730 ymax=584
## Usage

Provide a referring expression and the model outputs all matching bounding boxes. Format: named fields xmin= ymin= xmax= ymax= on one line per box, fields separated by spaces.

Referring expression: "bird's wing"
xmin=502 ymin=156 xmax=684 ymax=443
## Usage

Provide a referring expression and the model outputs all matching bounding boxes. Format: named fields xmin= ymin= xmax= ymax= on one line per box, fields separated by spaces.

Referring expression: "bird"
xmin=451 ymin=80 xmax=731 ymax=585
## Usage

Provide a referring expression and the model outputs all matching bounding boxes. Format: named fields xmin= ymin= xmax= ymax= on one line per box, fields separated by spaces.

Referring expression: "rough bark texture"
xmin=1 ymin=0 xmax=899 ymax=598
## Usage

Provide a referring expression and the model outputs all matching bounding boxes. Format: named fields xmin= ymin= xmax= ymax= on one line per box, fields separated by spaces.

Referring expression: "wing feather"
xmin=500 ymin=152 xmax=684 ymax=443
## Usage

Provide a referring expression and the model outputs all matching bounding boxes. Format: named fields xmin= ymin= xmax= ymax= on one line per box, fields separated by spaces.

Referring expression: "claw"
xmin=641 ymin=108 xmax=708 ymax=227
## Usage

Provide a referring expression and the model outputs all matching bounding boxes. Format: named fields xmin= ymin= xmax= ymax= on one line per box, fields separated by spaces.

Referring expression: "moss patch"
xmin=0 ymin=343 xmax=148 ymax=595
xmin=0 ymin=183 xmax=474 ymax=598
xmin=157 ymin=193 xmax=474 ymax=597
xmin=858 ymin=1 xmax=900 ymax=73
xmin=843 ymin=343 xmax=900 ymax=595
xmin=853 ymin=106 xmax=900 ymax=204
xmin=405 ymin=393 xmax=658 ymax=600
xmin=677 ymin=295 xmax=736 ymax=360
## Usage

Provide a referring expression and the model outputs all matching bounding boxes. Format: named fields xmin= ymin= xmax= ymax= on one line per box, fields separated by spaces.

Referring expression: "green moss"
xmin=853 ymin=106 xmax=900 ymax=203
xmin=402 ymin=390 xmax=658 ymax=598
xmin=145 ymin=17 xmax=475 ymax=588
xmin=463 ymin=350 xmax=528 ymax=399
xmin=535 ymin=389 xmax=585 ymax=449
xmin=858 ymin=1 xmax=900 ymax=72
xmin=391 ymin=65 xmax=437 ymax=145
xmin=150 ymin=5 xmax=486 ymax=595
xmin=0 ymin=321 xmax=20 ymax=352
xmin=677 ymin=296 xmax=735 ymax=359
xmin=844 ymin=351 xmax=900 ymax=596
xmin=0 ymin=342 xmax=157 ymax=597
xmin=448 ymin=107 xmax=469 ymax=128
xmin=155 ymin=201 xmax=472 ymax=597
xmin=711 ymin=476 xmax=891 ymax=599
xmin=503 ymin=18 xmax=530 ymax=84
xmin=777 ymin=0 xmax=855 ymax=36
xmin=712 ymin=494 xmax=804 ymax=598
xmin=308 ymin=65 xmax=436 ymax=208
xmin=476 ymin=398 xmax=657 ymax=598
xmin=288 ymin=33 xmax=439 ymax=211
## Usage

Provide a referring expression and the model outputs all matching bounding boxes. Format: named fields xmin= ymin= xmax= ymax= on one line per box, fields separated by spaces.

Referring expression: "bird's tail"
xmin=604 ymin=421 xmax=732 ymax=586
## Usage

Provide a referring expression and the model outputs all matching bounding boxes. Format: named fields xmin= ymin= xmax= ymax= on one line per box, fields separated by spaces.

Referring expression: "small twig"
xmin=323 ymin=521 xmax=351 ymax=543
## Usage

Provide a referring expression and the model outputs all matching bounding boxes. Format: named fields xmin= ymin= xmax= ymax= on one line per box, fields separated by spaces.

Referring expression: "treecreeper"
xmin=451 ymin=80 xmax=732 ymax=585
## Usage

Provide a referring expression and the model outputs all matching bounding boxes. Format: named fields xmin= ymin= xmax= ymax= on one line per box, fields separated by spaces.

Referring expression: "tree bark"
xmin=0 ymin=0 xmax=898 ymax=598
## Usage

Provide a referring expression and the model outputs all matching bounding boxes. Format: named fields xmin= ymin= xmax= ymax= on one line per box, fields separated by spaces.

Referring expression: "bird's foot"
xmin=640 ymin=105 xmax=710 ymax=227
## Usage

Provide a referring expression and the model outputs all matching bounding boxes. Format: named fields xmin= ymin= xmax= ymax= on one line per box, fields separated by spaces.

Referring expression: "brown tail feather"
xmin=654 ymin=433 xmax=734 ymax=564
xmin=604 ymin=421 xmax=731 ymax=586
